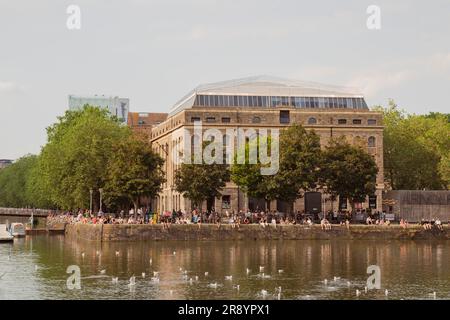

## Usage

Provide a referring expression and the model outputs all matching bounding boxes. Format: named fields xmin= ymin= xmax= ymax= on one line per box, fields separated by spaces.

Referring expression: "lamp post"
xmin=99 ymin=188 xmax=104 ymax=215
xmin=89 ymin=188 xmax=93 ymax=214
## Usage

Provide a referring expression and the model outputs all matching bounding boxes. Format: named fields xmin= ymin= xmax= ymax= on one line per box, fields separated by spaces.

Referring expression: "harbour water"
xmin=1 ymin=235 xmax=449 ymax=300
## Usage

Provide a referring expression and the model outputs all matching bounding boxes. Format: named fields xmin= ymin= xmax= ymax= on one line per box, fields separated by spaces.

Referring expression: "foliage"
xmin=34 ymin=105 xmax=130 ymax=210
xmin=0 ymin=155 xmax=37 ymax=207
xmin=320 ymin=137 xmax=378 ymax=206
xmin=175 ymin=142 xmax=230 ymax=209
xmin=103 ymin=133 xmax=165 ymax=211
xmin=231 ymin=124 xmax=322 ymax=211
xmin=374 ymin=101 xmax=450 ymax=189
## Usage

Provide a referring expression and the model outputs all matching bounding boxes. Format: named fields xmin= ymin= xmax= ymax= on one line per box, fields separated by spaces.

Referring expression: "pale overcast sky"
xmin=1 ymin=0 xmax=449 ymax=159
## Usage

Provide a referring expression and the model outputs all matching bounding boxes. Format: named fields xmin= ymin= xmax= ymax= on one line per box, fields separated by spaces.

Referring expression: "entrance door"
xmin=304 ymin=192 xmax=322 ymax=219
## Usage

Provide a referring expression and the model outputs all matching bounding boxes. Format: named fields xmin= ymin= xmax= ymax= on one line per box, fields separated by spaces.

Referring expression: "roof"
xmin=169 ymin=75 xmax=365 ymax=116
xmin=127 ymin=112 xmax=168 ymax=127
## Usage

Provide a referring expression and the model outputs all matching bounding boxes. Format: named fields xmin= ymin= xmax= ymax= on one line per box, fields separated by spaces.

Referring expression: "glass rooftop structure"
xmin=169 ymin=75 xmax=368 ymax=116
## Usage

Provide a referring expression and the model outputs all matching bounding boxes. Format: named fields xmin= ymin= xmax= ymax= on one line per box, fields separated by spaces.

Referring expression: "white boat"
xmin=9 ymin=223 xmax=25 ymax=237
xmin=0 ymin=224 xmax=13 ymax=242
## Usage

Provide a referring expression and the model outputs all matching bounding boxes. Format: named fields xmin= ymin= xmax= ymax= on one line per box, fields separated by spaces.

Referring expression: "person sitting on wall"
xmin=345 ymin=219 xmax=350 ymax=229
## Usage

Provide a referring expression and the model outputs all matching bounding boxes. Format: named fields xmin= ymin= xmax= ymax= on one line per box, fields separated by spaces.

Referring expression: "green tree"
xmin=231 ymin=124 xmax=322 ymax=212
xmin=175 ymin=142 xmax=230 ymax=210
xmin=320 ymin=137 xmax=378 ymax=210
xmin=0 ymin=155 xmax=38 ymax=207
xmin=231 ymin=136 xmax=273 ymax=209
xmin=103 ymin=133 xmax=165 ymax=213
xmin=36 ymin=105 xmax=129 ymax=210
xmin=375 ymin=101 xmax=450 ymax=189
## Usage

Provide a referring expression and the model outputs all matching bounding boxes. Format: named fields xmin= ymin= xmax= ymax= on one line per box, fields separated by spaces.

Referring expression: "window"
xmin=338 ymin=119 xmax=347 ymax=125
xmin=221 ymin=117 xmax=231 ymax=123
xmin=138 ymin=120 xmax=146 ymax=125
xmin=222 ymin=195 xmax=231 ymax=209
xmin=308 ymin=117 xmax=317 ymax=125
xmin=368 ymin=136 xmax=376 ymax=147
xmin=368 ymin=119 xmax=377 ymax=125
xmin=206 ymin=117 xmax=216 ymax=123
xmin=271 ymin=96 xmax=281 ymax=107
xmin=353 ymin=119 xmax=362 ymax=125
xmin=252 ymin=116 xmax=261 ymax=124
xmin=280 ymin=111 xmax=290 ymax=124
xmin=191 ymin=117 xmax=201 ymax=123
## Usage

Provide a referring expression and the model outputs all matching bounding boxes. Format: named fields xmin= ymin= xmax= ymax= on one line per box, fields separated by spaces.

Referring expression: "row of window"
xmin=191 ymin=115 xmax=377 ymax=125
xmin=190 ymin=133 xmax=377 ymax=149
xmin=194 ymin=94 xmax=368 ymax=109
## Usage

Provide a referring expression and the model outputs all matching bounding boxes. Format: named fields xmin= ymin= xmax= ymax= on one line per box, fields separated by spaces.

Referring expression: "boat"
xmin=9 ymin=223 xmax=25 ymax=237
xmin=0 ymin=224 xmax=13 ymax=242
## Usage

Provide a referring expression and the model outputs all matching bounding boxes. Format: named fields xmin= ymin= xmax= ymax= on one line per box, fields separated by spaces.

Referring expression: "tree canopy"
xmin=175 ymin=142 xmax=230 ymax=209
xmin=103 ymin=133 xmax=165 ymax=212
xmin=374 ymin=101 xmax=450 ymax=189
xmin=320 ymin=137 xmax=378 ymax=207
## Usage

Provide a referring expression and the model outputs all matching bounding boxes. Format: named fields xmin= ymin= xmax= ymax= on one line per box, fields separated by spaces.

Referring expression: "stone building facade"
xmin=138 ymin=76 xmax=384 ymax=214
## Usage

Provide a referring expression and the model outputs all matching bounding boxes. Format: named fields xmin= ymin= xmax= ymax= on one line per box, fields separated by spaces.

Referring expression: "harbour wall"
xmin=65 ymin=223 xmax=450 ymax=242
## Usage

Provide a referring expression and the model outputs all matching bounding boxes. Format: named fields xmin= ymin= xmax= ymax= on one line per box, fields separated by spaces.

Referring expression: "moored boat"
xmin=9 ymin=223 xmax=25 ymax=237
xmin=0 ymin=224 xmax=13 ymax=242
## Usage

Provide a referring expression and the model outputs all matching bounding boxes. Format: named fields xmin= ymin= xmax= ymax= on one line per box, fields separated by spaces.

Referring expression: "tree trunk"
xmin=133 ymin=199 xmax=139 ymax=219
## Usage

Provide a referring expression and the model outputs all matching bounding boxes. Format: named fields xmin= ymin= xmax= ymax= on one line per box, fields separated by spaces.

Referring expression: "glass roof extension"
xmin=169 ymin=75 xmax=368 ymax=116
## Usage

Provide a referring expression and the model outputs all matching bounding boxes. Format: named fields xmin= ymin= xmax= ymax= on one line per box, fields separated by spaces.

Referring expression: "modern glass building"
xmin=68 ymin=95 xmax=130 ymax=123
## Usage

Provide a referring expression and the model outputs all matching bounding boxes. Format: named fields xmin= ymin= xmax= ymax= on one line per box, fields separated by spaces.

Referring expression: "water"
xmin=1 ymin=235 xmax=450 ymax=300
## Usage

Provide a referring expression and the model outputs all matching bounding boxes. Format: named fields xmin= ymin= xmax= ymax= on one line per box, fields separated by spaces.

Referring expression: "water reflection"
xmin=0 ymin=236 xmax=449 ymax=300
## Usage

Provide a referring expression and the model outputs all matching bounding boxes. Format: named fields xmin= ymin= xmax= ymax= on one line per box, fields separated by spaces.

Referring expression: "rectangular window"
xmin=238 ymin=96 xmax=245 ymax=107
xmin=256 ymin=96 xmax=262 ymax=106
xmin=221 ymin=117 xmax=231 ymax=123
xmin=281 ymin=96 xmax=289 ymax=106
xmin=199 ymin=95 xmax=204 ymax=106
xmin=232 ymin=96 xmax=238 ymax=106
xmin=206 ymin=117 xmax=216 ymax=123
xmin=338 ymin=119 xmax=347 ymax=124
xmin=353 ymin=119 xmax=362 ymax=125
xmin=218 ymin=95 xmax=224 ymax=106
xmin=347 ymin=98 xmax=353 ymax=108
xmin=222 ymin=195 xmax=231 ymax=209
xmin=261 ymin=96 xmax=267 ymax=107
xmin=248 ymin=96 xmax=254 ymax=107
xmin=280 ymin=110 xmax=290 ymax=124
xmin=305 ymin=98 xmax=311 ymax=108
xmin=299 ymin=97 xmax=305 ymax=108
xmin=368 ymin=119 xmax=377 ymax=125
xmin=191 ymin=117 xmax=201 ymax=122
xmin=271 ymin=96 xmax=281 ymax=107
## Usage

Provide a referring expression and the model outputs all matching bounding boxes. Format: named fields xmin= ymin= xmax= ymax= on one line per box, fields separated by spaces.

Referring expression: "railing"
xmin=0 ymin=208 xmax=61 ymax=217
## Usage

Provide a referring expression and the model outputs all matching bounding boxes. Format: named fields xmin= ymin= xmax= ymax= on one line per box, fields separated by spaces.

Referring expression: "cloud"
xmin=347 ymin=70 xmax=415 ymax=98
xmin=429 ymin=53 xmax=450 ymax=71
xmin=0 ymin=81 xmax=21 ymax=93
xmin=346 ymin=52 xmax=450 ymax=98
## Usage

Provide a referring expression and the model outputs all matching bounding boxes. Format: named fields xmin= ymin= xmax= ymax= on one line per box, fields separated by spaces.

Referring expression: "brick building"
xmin=132 ymin=76 xmax=384 ymax=214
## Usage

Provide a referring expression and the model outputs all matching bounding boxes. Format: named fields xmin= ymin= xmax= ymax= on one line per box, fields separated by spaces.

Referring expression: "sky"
xmin=1 ymin=0 xmax=449 ymax=160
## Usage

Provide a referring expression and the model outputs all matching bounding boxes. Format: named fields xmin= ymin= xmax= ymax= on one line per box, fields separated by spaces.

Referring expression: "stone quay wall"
xmin=65 ymin=223 xmax=450 ymax=242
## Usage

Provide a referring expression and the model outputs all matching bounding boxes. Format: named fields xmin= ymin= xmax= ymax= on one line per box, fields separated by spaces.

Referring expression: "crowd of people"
xmin=46 ymin=208 xmax=449 ymax=231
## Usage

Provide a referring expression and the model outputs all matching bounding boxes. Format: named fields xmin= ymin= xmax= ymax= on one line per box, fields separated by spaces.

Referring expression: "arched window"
xmin=368 ymin=136 xmax=376 ymax=148
xmin=308 ymin=117 xmax=317 ymax=125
